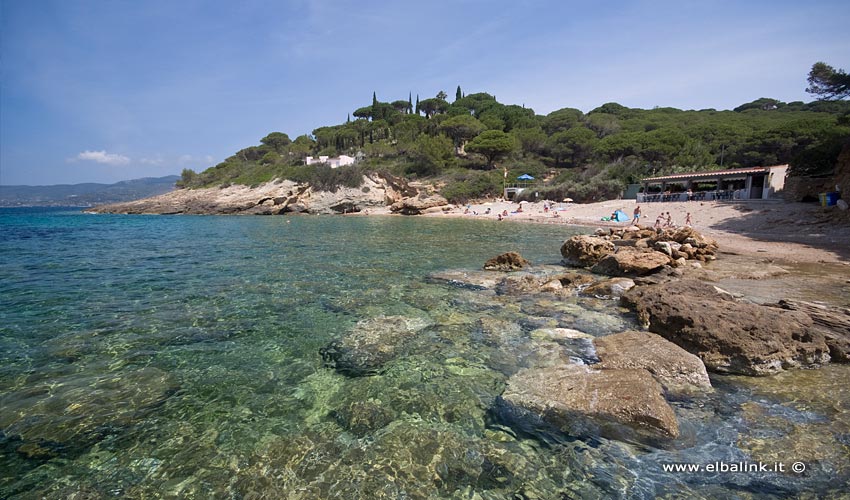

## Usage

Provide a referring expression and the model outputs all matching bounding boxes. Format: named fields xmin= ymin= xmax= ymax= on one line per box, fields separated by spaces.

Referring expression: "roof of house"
xmin=641 ymin=164 xmax=787 ymax=183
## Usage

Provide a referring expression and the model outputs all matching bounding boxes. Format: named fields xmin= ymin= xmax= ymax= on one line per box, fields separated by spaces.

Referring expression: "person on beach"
xmin=665 ymin=212 xmax=673 ymax=227
xmin=633 ymin=205 xmax=641 ymax=225
xmin=654 ymin=213 xmax=663 ymax=228
xmin=685 ymin=212 xmax=692 ymax=227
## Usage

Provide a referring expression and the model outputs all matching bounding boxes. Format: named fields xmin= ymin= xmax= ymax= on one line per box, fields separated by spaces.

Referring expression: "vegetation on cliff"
xmin=178 ymin=63 xmax=850 ymax=203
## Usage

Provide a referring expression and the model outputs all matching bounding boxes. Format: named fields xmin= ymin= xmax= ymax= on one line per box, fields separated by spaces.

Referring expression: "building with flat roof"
xmin=638 ymin=165 xmax=788 ymax=202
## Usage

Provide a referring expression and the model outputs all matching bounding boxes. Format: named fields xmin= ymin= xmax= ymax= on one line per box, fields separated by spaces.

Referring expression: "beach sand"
xmin=385 ymin=198 xmax=850 ymax=265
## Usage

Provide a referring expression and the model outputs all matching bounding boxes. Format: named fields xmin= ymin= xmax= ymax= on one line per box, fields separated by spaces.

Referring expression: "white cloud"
xmin=74 ymin=150 xmax=130 ymax=165
xmin=139 ymin=156 xmax=164 ymax=165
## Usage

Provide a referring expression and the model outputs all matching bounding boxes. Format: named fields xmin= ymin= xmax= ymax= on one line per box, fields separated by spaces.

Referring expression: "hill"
xmin=176 ymin=89 xmax=850 ymax=204
xmin=0 ymin=175 xmax=180 ymax=207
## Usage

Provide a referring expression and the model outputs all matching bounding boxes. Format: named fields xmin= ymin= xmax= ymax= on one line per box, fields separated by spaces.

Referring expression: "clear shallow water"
xmin=1 ymin=207 xmax=848 ymax=498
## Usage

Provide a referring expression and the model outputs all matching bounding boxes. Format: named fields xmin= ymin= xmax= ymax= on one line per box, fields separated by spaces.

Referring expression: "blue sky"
xmin=1 ymin=0 xmax=849 ymax=185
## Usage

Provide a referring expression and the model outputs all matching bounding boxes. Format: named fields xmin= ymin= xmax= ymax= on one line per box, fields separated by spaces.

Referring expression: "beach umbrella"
xmin=562 ymin=198 xmax=573 ymax=202
xmin=517 ymin=174 xmax=535 ymax=180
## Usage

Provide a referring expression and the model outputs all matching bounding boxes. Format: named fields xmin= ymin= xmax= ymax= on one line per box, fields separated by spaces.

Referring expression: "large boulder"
xmin=593 ymin=331 xmax=712 ymax=396
xmin=621 ymin=280 xmax=831 ymax=376
xmin=590 ymin=248 xmax=671 ymax=277
xmin=560 ymin=235 xmax=615 ymax=267
xmin=320 ymin=316 xmax=432 ymax=376
xmin=483 ymin=251 xmax=530 ymax=271
xmin=496 ymin=364 xmax=679 ymax=442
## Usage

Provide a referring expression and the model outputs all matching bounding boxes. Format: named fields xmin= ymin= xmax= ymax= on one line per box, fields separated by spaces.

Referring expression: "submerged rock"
xmin=483 ymin=251 xmax=530 ymax=271
xmin=621 ymin=280 xmax=831 ymax=376
xmin=496 ymin=364 xmax=679 ymax=443
xmin=0 ymin=367 xmax=177 ymax=460
xmin=320 ymin=315 xmax=432 ymax=376
xmin=593 ymin=331 xmax=712 ymax=396
xmin=580 ymin=277 xmax=636 ymax=299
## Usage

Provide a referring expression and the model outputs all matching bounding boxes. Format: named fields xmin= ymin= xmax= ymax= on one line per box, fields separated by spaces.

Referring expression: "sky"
xmin=1 ymin=0 xmax=849 ymax=185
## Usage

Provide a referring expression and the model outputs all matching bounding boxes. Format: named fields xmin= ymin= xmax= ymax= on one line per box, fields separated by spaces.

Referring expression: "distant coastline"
xmin=0 ymin=175 xmax=179 ymax=207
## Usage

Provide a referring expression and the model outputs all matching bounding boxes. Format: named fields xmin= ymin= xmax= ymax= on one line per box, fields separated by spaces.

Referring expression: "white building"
xmin=305 ymin=155 xmax=355 ymax=169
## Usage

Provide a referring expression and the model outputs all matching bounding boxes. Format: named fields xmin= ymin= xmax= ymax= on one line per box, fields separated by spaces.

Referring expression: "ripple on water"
xmin=2 ymin=209 xmax=849 ymax=498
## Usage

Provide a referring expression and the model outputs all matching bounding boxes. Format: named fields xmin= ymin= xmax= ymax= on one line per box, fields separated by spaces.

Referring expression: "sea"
xmin=1 ymin=207 xmax=848 ymax=498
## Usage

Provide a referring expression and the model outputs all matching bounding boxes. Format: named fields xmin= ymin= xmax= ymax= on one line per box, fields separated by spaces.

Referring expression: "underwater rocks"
xmin=483 ymin=251 xmax=530 ymax=271
xmin=496 ymin=364 xmax=679 ymax=442
xmin=0 ymin=367 xmax=177 ymax=460
xmin=621 ymin=280 xmax=831 ymax=376
xmin=580 ymin=277 xmax=635 ymax=299
xmin=320 ymin=315 xmax=432 ymax=376
xmin=593 ymin=331 xmax=712 ymax=396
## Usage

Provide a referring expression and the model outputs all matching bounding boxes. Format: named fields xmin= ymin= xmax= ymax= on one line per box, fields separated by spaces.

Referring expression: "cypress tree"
xmin=408 ymin=92 xmax=413 ymax=114
xmin=415 ymin=94 xmax=420 ymax=115
xmin=456 ymin=85 xmax=462 ymax=102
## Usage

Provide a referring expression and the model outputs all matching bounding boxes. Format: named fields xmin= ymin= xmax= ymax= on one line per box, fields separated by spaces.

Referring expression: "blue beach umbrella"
xmin=517 ymin=174 xmax=534 ymax=180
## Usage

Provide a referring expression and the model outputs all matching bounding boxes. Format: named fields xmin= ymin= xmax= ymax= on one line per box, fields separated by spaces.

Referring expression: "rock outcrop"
xmin=593 ymin=331 xmax=712 ymax=396
xmin=483 ymin=251 xmax=530 ymax=272
xmin=90 ymin=173 xmax=450 ymax=216
xmin=496 ymin=364 xmax=679 ymax=442
xmin=621 ymin=280 xmax=831 ymax=376
xmin=561 ymin=227 xmax=717 ymax=277
xmin=772 ymin=299 xmax=850 ymax=362
xmin=320 ymin=316 xmax=432 ymax=376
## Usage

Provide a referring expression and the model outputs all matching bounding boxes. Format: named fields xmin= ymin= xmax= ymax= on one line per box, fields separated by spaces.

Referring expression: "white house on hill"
xmin=305 ymin=155 xmax=355 ymax=169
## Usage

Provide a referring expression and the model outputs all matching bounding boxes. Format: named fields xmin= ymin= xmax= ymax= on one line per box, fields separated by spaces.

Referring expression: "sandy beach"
xmin=402 ymin=198 xmax=850 ymax=265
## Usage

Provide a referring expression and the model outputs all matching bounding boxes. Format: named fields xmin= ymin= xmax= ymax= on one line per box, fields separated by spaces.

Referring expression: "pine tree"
xmin=456 ymin=85 xmax=462 ymax=102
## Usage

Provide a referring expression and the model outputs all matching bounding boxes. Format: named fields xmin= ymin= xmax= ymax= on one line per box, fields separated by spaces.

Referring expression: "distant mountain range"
xmin=0 ymin=175 xmax=180 ymax=207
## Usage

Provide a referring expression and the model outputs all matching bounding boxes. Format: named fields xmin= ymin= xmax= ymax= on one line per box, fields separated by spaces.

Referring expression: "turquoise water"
xmin=1 ymin=207 xmax=848 ymax=498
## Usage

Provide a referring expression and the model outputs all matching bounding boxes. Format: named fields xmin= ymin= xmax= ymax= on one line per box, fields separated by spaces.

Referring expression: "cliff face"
xmin=836 ymin=143 xmax=850 ymax=199
xmin=89 ymin=174 xmax=419 ymax=215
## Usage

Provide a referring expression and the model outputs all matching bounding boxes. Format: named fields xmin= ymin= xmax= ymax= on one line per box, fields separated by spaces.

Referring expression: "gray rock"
xmin=320 ymin=316 xmax=432 ymax=376
xmin=593 ymin=331 xmax=712 ymax=396
xmin=496 ymin=365 xmax=679 ymax=443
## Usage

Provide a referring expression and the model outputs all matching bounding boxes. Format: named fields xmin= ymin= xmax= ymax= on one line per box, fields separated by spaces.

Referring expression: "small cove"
xmin=1 ymin=207 xmax=848 ymax=498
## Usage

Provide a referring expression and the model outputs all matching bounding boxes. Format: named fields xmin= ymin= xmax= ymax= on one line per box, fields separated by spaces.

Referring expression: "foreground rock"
xmin=593 ymin=331 xmax=712 ymax=396
xmin=621 ymin=280 xmax=831 ymax=376
xmin=580 ymin=277 xmax=635 ymax=299
xmin=483 ymin=251 xmax=530 ymax=271
xmin=560 ymin=235 xmax=615 ymax=267
xmin=320 ymin=316 xmax=432 ymax=376
xmin=496 ymin=365 xmax=679 ymax=442
xmin=772 ymin=299 xmax=850 ymax=362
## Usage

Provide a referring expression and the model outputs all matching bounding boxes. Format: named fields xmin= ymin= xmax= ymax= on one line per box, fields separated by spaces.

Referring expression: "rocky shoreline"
xmin=321 ymin=226 xmax=850 ymax=447
xmin=87 ymin=174 xmax=448 ymax=216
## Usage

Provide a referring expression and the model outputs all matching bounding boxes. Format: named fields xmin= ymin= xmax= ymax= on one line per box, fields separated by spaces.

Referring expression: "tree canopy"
xmin=807 ymin=62 xmax=850 ymax=101
xmin=178 ymin=74 xmax=850 ymax=203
